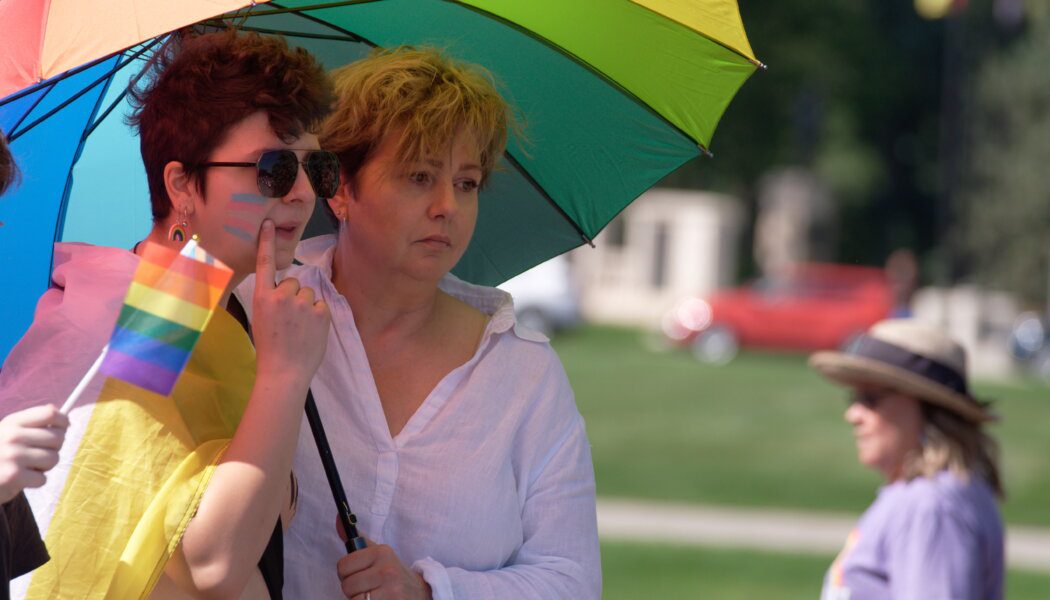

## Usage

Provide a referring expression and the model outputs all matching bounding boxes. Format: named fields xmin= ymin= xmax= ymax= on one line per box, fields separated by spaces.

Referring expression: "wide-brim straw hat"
xmin=809 ymin=319 xmax=995 ymax=423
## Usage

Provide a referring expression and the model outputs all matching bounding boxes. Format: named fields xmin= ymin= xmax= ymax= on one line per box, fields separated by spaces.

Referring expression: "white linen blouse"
xmin=236 ymin=235 xmax=601 ymax=599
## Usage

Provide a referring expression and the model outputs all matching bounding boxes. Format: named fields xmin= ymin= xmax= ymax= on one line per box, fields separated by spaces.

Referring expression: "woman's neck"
xmin=330 ymin=241 xmax=443 ymax=344
xmin=142 ymin=223 xmax=184 ymax=253
xmin=140 ymin=225 xmax=245 ymax=308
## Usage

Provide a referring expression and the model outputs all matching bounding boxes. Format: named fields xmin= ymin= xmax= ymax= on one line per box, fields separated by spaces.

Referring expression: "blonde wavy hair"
xmin=901 ymin=402 xmax=1004 ymax=499
xmin=319 ymin=46 xmax=517 ymax=220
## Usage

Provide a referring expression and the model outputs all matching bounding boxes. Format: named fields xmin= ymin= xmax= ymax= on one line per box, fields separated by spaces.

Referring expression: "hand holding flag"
xmin=0 ymin=405 xmax=68 ymax=502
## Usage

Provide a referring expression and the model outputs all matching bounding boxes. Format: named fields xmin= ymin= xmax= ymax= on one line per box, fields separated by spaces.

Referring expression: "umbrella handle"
xmin=305 ymin=390 xmax=367 ymax=554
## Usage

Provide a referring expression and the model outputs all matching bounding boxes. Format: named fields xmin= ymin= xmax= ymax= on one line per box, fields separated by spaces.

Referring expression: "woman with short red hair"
xmin=0 ymin=30 xmax=335 ymax=599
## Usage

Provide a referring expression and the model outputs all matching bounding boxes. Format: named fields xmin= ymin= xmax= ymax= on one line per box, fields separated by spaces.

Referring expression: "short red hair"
xmin=128 ymin=29 xmax=332 ymax=220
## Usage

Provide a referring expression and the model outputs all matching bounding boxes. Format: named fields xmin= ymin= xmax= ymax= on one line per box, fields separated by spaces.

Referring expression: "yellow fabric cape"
xmin=28 ymin=309 xmax=255 ymax=599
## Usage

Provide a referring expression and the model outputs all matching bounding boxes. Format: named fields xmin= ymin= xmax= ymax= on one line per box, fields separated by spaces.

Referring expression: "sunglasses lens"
xmin=305 ymin=151 xmax=340 ymax=199
xmin=256 ymin=150 xmax=299 ymax=198
xmin=849 ymin=391 xmax=880 ymax=409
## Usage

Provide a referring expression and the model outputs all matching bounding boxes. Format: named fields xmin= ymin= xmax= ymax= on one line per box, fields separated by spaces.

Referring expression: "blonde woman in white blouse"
xmin=238 ymin=46 xmax=601 ymax=600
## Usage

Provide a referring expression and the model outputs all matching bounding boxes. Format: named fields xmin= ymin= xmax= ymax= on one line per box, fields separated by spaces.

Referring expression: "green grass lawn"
xmin=553 ymin=325 xmax=1050 ymax=526
xmin=600 ymin=541 xmax=1050 ymax=599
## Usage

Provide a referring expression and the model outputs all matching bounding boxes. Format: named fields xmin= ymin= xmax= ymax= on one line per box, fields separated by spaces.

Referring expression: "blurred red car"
xmin=662 ymin=262 xmax=894 ymax=363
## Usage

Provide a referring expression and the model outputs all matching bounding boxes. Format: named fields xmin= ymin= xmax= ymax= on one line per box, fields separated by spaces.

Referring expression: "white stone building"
xmin=569 ymin=188 xmax=744 ymax=328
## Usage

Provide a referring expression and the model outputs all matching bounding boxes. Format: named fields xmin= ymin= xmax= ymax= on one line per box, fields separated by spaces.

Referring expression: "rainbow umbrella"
xmin=0 ymin=0 xmax=762 ymax=360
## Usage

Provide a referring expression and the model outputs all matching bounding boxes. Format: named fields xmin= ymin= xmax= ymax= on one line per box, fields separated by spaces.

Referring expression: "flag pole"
xmin=60 ymin=347 xmax=108 ymax=414
xmin=304 ymin=390 xmax=367 ymax=554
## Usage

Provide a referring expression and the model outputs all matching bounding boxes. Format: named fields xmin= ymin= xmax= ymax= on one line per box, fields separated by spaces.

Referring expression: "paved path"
xmin=597 ymin=497 xmax=1050 ymax=573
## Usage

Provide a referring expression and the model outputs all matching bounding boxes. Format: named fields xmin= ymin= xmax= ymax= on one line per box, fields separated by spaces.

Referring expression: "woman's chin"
xmin=855 ymin=446 xmax=879 ymax=469
xmin=402 ymin=259 xmax=455 ymax=282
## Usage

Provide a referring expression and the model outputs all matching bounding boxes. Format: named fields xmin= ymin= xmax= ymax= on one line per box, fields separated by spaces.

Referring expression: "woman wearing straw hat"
xmin=810 ymin=318 xmax=1004 ymax=600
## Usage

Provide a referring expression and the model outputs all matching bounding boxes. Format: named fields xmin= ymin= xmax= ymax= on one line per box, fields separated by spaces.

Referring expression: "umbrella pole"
xmin=305 ymin=390 xmax=367 ymax=554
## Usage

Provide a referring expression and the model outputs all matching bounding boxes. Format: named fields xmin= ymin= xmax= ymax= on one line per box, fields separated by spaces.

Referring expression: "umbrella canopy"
xmin=0 ymin=0 xmax=255 ymax=97
xmin=0 ymin=0 xmax=760 ymax=360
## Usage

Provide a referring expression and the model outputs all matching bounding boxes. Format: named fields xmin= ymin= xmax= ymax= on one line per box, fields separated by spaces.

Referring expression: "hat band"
xmin=848 ymin=335 xmax=969 ymax=396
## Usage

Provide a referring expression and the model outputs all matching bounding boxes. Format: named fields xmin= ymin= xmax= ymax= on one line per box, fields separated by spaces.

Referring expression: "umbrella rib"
xmin=269 ymin=2 xmax=380 ymax=47
xmin=84 ymin=87 xmax=131 ymax=139
xmin=51 ymin=51 xmax=125 ymax=266
xmin=502 ymin=151 xmax=594 ymax=248
xmin=216 ymin=23 xmax=362 ymax=42
xmin=6 ymin=82 xmax=57 ymax=137
xmin=0 ymin=52 xmax=116 ymax=109
xmin=9 ymin=39 xmax=162 ymax=143
xmin=84 ymin=37 xmax=168 ymax=138
xmin=214 ymin=1 xmax=378 ymax=46
xmin=216 ymin=0 xmax=382 ymax=22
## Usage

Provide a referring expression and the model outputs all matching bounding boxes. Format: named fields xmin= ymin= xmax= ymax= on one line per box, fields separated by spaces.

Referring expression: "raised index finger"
xmin=256 ymin=219 xmax=277 ymax=289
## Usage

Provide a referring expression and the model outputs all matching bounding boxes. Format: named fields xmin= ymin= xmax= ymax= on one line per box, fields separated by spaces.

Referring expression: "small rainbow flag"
xmin=98 ymin=238 xmax=232 ymax=396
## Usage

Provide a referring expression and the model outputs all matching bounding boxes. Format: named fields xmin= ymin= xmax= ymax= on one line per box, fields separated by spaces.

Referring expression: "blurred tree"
xmin=961 ymin=12 xmax=1050 ymax=305
xmin=658 ymin=1 xmax=958 ymax=280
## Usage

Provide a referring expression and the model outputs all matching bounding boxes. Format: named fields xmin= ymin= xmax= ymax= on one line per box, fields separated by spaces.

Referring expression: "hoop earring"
xmin=168 ymin=208 xmax=189 ymax=242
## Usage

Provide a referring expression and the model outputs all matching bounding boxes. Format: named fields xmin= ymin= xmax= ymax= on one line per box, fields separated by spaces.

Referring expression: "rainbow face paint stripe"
xmin=222 ymin=225 xmax=255 ymax=242
xmin=97 ymin=239 xmax=232 ymax=396
xmin=223 ymin=192 xmax=269 ymax=242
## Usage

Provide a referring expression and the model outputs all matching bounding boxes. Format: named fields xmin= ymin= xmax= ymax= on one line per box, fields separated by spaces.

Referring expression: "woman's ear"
xmin=327 ymin=175 xmax=355 ymax=222
xmin=163 ymin=160 xmax=198 ymax=215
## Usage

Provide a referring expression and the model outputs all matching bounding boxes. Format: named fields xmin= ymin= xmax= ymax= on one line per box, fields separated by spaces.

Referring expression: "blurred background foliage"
xmin=659 ymin=0 xmax=1050 ymax=306
xmin=962 ymin=10 xmax=1050 ymax=304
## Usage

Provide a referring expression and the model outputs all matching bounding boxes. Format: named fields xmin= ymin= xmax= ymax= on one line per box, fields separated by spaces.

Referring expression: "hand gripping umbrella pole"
xmin=305 ymin=390 xmax=367 ymax=554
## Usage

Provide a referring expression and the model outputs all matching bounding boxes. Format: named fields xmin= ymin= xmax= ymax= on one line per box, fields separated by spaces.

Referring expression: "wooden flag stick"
xmin=61 ymin=347 xmax=108 ymax=414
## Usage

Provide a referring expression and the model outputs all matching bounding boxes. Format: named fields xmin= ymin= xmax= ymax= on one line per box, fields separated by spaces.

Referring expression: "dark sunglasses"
xmin=848 ymin=389 xmax=892 ymax=409
xmin=200 ymin=149 xmax=340 ymax=199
